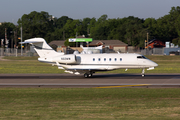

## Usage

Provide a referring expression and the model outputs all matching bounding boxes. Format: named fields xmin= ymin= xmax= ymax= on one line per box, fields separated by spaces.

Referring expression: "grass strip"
xmin=3 ymin=56 xmax=38 ymax=60
xmin=0 ymin=61 xmax=64 ymax=74
xmin=0 ymin=88 xmax=180 ymax=120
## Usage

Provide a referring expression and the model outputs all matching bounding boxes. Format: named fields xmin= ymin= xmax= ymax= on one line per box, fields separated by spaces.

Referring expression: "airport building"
xmin=49 ymin=39 xmax=128 ymax=54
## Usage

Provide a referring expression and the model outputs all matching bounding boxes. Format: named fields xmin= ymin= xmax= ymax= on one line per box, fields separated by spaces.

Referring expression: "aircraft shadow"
xmin=0 ymin=74 xmax=180 ymax=79
xmin=90 ymin=74 xmax=180 ymax=79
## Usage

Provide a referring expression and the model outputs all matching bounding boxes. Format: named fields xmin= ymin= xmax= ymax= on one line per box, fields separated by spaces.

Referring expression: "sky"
xmin=0 ymin=0 xmax=179 ymax=24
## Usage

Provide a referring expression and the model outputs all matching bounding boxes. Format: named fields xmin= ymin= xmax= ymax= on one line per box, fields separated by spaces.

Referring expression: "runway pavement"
xmin=0 ymin=73 xmax=180 ymax=88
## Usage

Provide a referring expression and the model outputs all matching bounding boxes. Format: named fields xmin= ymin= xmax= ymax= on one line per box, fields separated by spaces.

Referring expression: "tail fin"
xmin=20 ymin=38 xmax=62 ymax=58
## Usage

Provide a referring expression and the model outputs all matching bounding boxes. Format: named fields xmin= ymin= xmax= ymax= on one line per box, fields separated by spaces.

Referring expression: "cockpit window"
xmin=137 ymin=56 xmax=147 ymax=59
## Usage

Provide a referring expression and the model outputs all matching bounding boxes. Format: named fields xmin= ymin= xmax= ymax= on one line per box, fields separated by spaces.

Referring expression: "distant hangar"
xmin=49 ymin=40 xmax=128 ymax=53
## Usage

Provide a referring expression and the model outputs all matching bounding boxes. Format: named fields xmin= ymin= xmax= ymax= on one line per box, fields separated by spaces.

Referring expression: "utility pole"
xmin=145 ymin=32 xmax=149 ymax=55
xmin=21 ymin=26 xmax=23 ymax=56
xmin=147 ymin=32 xmax=149 ymax=48
xmin=14 ymin=30 xmax=17 ymax=48
xmin=10 ymin=31 xmax=14 ymax=49
xmin=63 ymin=30 xmax=65 ymax=40
xmin=5 ymin=28 xmax=7 ymax=48
xmin=76 ymin=32 xmax=77 ymax=47
xmin=14 ymin=30 xmax=17 ymax=57
xmin=145 ymin=32 xmax=149 ymax=49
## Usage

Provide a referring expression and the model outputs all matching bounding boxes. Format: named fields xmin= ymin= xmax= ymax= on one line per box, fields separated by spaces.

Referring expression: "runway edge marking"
xmin=94 ymin=84 xmax=151 ymax=88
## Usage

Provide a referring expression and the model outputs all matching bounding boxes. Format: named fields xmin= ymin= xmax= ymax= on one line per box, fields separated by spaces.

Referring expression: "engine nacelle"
xmin=52 ymin=54 xmax=77 ymax=64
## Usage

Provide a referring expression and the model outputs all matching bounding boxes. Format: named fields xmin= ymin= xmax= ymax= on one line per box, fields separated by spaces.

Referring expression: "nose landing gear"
xmin=141 ymin=68 xmax=145 ymax=77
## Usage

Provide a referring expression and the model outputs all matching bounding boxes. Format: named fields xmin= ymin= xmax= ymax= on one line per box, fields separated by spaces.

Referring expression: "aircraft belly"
xmin=107 ymin=65 xmax=139 ymax=70
xmin=82 ymin=64 xmax=107 ymax=70
xmin=60 ymin=64 xmax=101 ymax=70
xmin=62 ymin=63 xmax=150 ymax=71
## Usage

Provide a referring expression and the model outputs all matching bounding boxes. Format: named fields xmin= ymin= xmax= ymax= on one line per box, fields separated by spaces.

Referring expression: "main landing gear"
xmin=141 ymin=68 xmax=145 ymax=77
xmin=84 ymin=72 xmax=93 ymax=78
xmin=84 ymin=73 xmax=92 ymax=78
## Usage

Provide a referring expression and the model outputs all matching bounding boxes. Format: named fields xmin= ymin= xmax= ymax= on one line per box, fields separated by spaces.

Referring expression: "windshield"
xmin=137 ymin=56 xmax=147 ymax=59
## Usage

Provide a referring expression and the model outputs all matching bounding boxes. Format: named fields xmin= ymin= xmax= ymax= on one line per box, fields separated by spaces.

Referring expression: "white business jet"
xmin=20 ymin=38 xmax=158 ymax=78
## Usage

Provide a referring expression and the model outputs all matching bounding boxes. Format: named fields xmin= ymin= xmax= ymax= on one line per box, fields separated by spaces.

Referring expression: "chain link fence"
xmin=1 ymin=47 xmax=180 ymax=56
xmin=0 ymin=48 xmax=38 ymax=57
xmin=141 ymin=48 xmax=164 ymax=55
xmin=141 ymin=48 xmax=180 ymax=55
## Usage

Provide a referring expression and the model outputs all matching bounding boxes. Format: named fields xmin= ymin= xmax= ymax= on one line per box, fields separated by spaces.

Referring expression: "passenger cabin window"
xmin=137 ymin=56 xmax=147 ymax=59
xmin=120 ymin=58 xmax=122 ymax=61
xmin=115 ymin=58 xmax=117 ymax=61
xmin=93 ymin=58 xmax=95 ymax=61
xmin=109 ymin=58 xmax=111 ymax=61
xmin=98 ymin=58 xmax=101 ymax=61
xmin=104 ymin=58 xmax=106 ymax=61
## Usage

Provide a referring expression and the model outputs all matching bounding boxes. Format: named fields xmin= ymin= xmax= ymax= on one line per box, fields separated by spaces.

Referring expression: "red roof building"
xmin=147 ymin=39 xmax=165 ymax=48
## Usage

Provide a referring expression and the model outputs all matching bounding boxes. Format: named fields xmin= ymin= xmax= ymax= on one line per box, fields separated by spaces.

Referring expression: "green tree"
xmin=55 ymin=16 xmax=72 ymax=29
xmin=143 ymin=18 xmax=157 ymax=39
xmin=15 ymin=6 xmax=180 ymax=48
xmin=52 ymin=16 xmax=73 ymax=40
xmin=0 ymin=22 xmax=16 ymax=47
xmin=107 ymin=18 xmax=126 ymax=41
xmin=63 ymin=19 xmax=83 ymax=39
xmin=169 ymin=6 xmax=180 ymax=38
xmin=121 ymin=16 xmax=145 ymax=47
xmin=18 ymin=11 xmax=54 ymax=43
xmin=82 ymin=17 xmax=92 ymax=37
xmin=172 ymin=37 xmax=180 ymax=46
xmin=90 ymin=14 xmax=109 ymax=40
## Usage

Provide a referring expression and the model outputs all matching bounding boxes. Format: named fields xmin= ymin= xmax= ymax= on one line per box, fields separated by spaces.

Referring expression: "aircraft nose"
xmin=152 ymin=62 xmax=158 ymax=67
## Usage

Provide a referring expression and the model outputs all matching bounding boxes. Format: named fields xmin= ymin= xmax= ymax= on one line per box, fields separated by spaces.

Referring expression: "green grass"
xmin=0 ymin=61 xmax=64 ymax=74
xmin=1 ymin=55 xmax=180 ymax=74
xmin=145 ymin=55 xmax=180 ymax=61
xmin=0 ymin=88 xmax=180 ymax=120
xmin=3 ymin=56 xmax=38 ymax=60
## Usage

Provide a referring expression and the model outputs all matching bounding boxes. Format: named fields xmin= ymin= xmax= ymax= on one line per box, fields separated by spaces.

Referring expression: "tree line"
xmin=0 ymin=6 xmax=180 ymax=48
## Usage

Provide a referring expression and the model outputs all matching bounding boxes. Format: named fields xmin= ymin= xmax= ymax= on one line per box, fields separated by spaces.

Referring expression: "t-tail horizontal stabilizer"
xmin=20 ymin=38 xmax=63 ymax=58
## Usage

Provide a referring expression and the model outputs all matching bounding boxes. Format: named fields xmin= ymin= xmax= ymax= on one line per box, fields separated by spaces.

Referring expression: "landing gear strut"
xmin=141 ymin=68 xmax=145 ymax=77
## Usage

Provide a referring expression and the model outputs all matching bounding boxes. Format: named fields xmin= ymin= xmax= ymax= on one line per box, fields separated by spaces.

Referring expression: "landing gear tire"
xmin=84 ymin=73 xmax=89 ymax=78
xmin=88 ymin=74 xmax=92 ymax=77
xmin=84 ymin=73 xmax=93 ymax=78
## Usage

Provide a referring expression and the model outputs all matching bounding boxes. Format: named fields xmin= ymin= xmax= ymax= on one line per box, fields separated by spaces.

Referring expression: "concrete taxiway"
xmin=0 ymin=73 xmax=180 ymax=88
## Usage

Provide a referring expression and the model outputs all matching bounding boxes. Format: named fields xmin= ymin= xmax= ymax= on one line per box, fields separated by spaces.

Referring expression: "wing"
xmin=58 ymin=63 xmax=107 ymax=75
